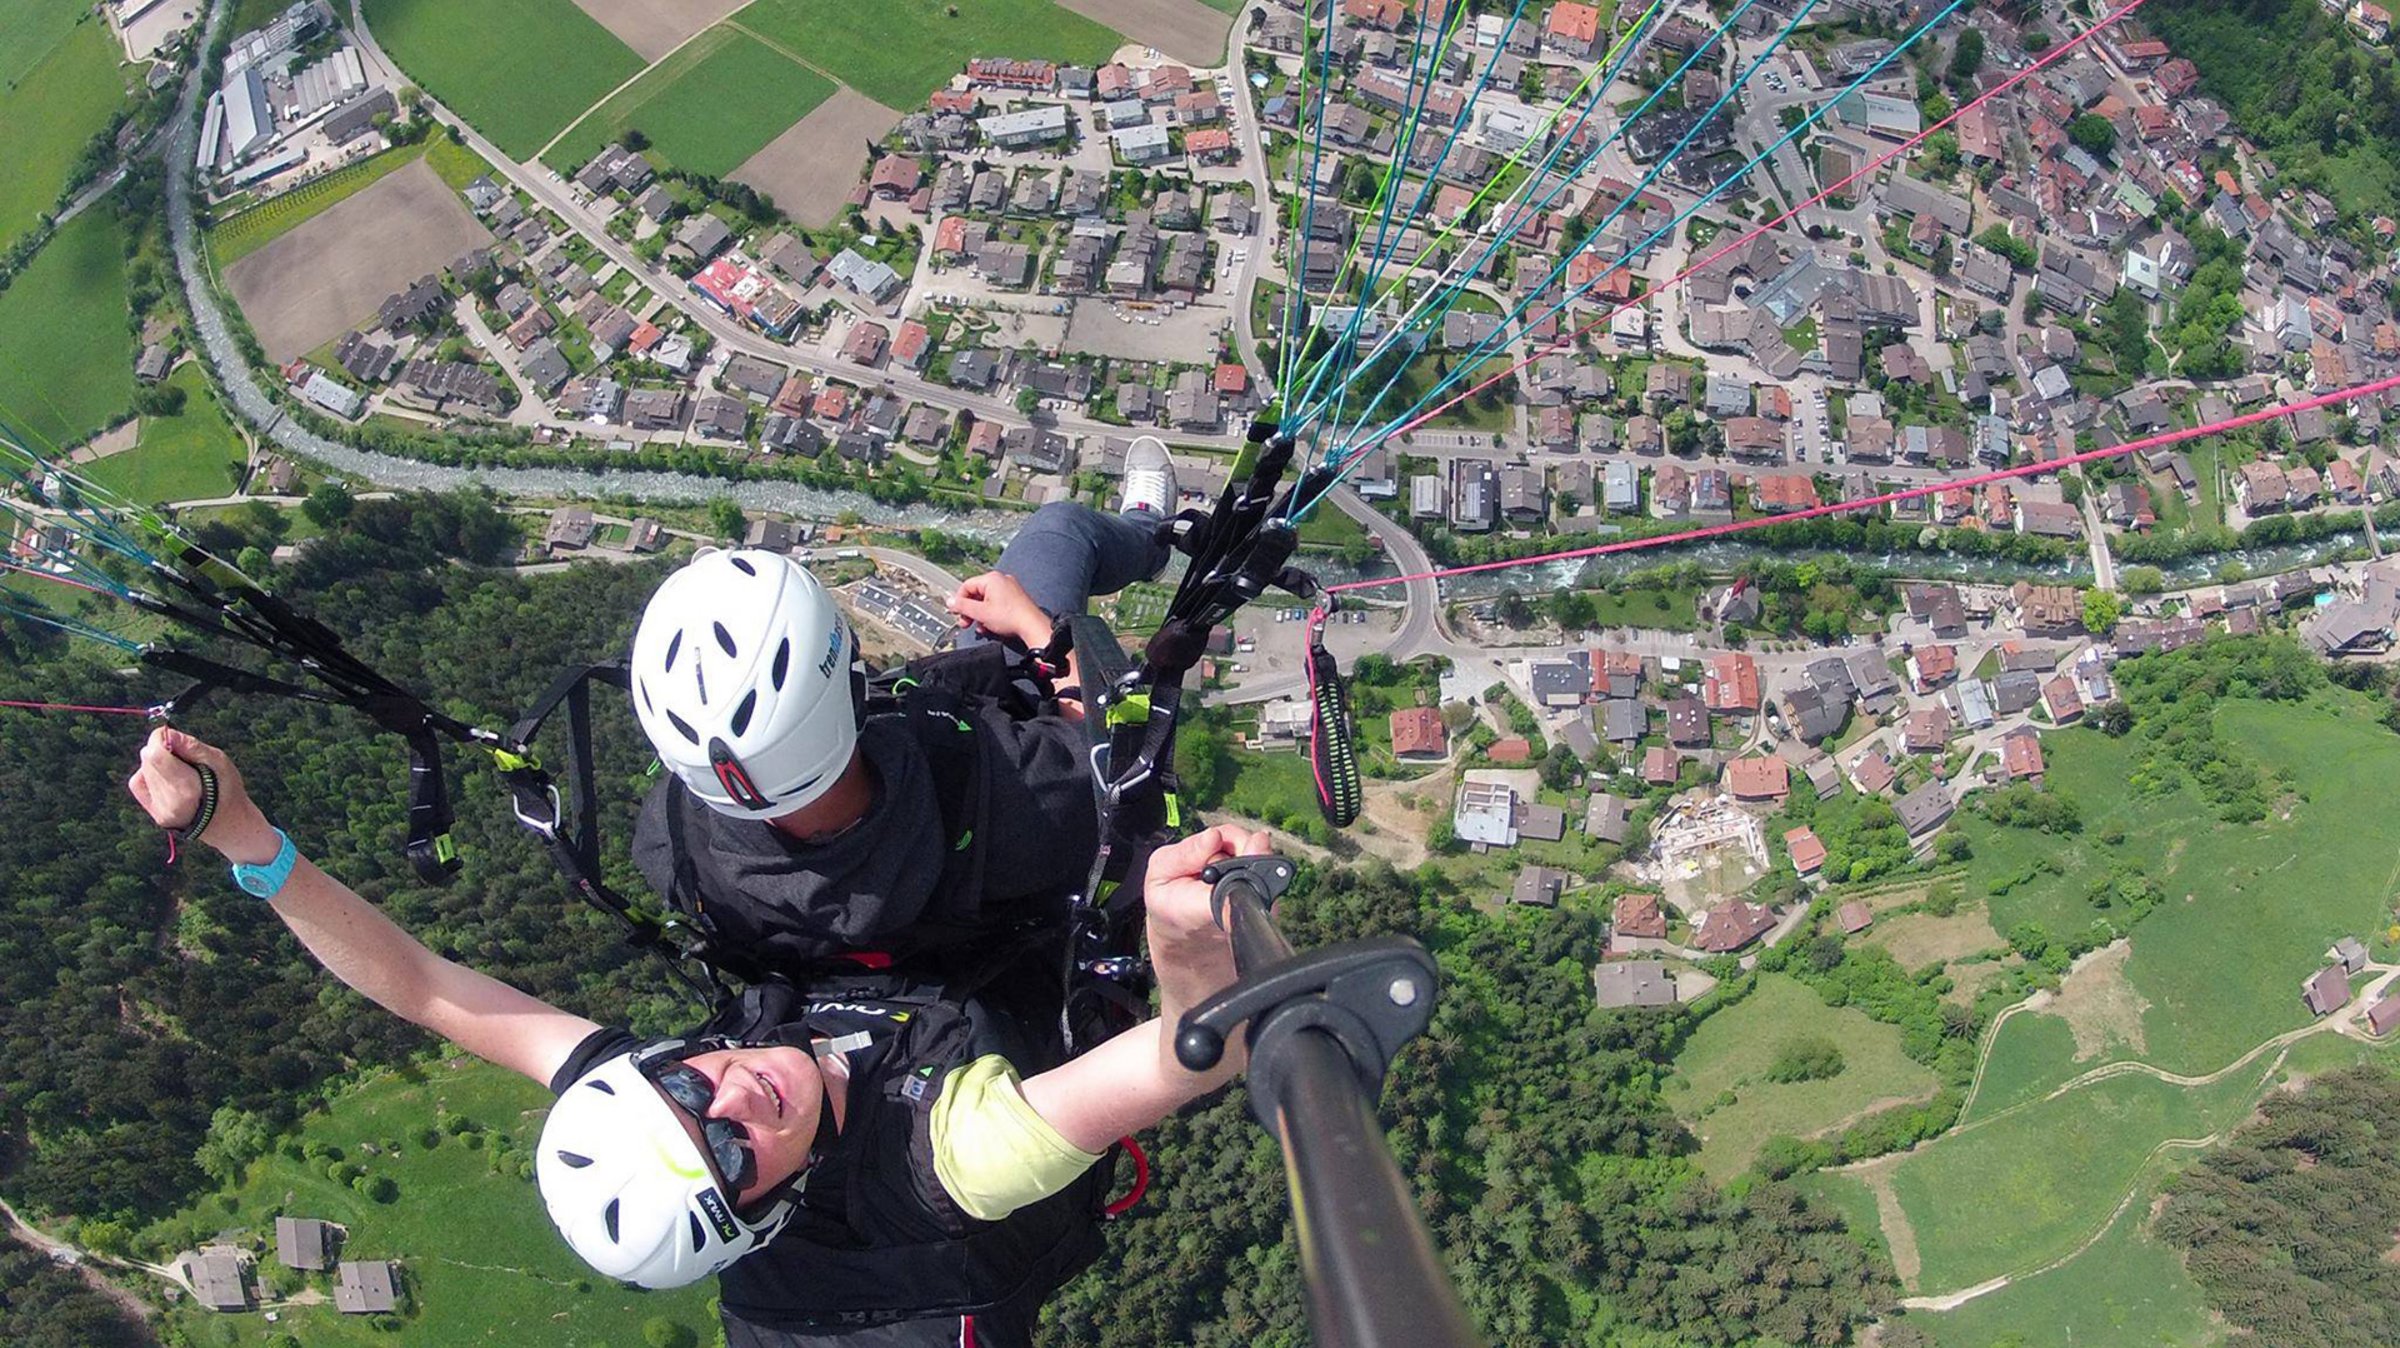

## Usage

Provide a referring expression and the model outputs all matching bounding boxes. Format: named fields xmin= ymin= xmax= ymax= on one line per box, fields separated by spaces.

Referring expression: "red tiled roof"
xmin=1785 ymin=827 xmax=1827 ymax=875
xmin=1489 ymin=737 xmax=1532 ymax=764
xmin=1390 ymin=707 xmax=1446 ymax=757
xmin=1725 ymin=756 xmax=1789 ymax=801
xmin=2002 ymin=731 xmax=2045 ymax=780
xmin=1704 ymin=653 xmax=1760 ymax=712
xmin=1614 ymin=892 xmax=1667 ymax=939
xmin=1693 ymin=900 xmax=1776 ymax=953
xmin=1546 ymin=0 xmax=1601 ymax=43
xmin=1642 ymin=746 xmax=1679 ymax=785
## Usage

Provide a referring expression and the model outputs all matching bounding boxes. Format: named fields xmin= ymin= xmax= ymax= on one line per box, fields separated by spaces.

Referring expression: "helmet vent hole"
xmin=663 ymin=630 xmax=683 ymax=672
xmin=730 ymin=555 xmax=756 ymax=576
xmin=731 ymin=690 xmax=758 ymax=737
xmin=770 ymin=639 xmax=790 ymax=690
xmin=603 ymin=1199 xmax=621 ymax=1245
xmin=584 ymin=1079 xmax=616 ymax=1096
xmin=713 ymin=622 xmax=737 ymax=657
xmin=556 ymin=1150 xmax=593 ymax=1169
xmin=665 ymin=710 xmax=699 ymax=745
xmin=689 ymin=1212 xmax=708 ymax=1252
xmin=638 ymin=680 xmax=654 ymax=715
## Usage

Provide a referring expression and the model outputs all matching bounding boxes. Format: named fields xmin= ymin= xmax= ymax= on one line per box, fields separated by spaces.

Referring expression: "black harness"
xmin=696 ymin=971 xmax=1110 ymax=1333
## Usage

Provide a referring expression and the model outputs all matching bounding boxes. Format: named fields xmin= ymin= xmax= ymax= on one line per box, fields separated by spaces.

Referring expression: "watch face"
xmin=238 ymin=870 xmax=276 ymax=898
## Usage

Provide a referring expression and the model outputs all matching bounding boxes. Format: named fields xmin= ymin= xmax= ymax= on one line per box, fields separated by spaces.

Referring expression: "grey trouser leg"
xmin=992 ymin=501 xmax=1169 ymax=618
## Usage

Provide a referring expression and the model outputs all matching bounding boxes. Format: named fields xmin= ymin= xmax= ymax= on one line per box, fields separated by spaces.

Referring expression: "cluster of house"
xmin=1249 ymin=0 xmax=2400 ymax=562
xmin=2300 ymin=934 xmax=2400 ymax=1036
xmin=303 ymin=259 xmax=517 ymax=423
xmin=198 ymin=2 xmax=399 ymax=191
xmin=174 ymin=1216 xmax=398 ymax=1316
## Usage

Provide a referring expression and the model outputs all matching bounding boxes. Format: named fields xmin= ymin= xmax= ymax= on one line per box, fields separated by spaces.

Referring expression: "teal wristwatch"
xmin=231 ymin=828 xmax=299 ymax=900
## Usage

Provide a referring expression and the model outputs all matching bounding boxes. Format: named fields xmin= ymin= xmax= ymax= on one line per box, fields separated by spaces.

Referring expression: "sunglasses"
xmin=643 ymin=1060 xmax=758 ymax=1194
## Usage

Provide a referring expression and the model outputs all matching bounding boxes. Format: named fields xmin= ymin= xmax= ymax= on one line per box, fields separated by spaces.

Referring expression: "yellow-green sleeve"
xmin=929 ymin=1055 xmax=1104 ymax=1222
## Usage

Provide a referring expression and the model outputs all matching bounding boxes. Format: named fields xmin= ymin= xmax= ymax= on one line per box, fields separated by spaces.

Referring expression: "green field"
xmin=543 ymin=26 xmax=837 ymax=177
xmin=0 ymin=12 xmax=133 ymax=250
xmin=1908 ymin=1174 xmax=2226 ymax=1348
xmin=1965 ymin=699 xmax=2400 ymax=1079
xmin=1214 ymin=747 xmax=1326 ymax=832
xmin=359 ymin=0 xmax=645 ymax=160
xmin=735 ymin=0 xmax=1125 ymax=109
xmin=1776 ymin=682 xmax=2400 ymax=1334
xmin=1888 ymin=1067 xmax=2265 ymax=1295
xmin=159 ymin=1057 xmax=719 ymax=1347
xmin=0 ymin=208 xmax=134 ymax=449
xmin=1665 ymin=975 xmax=1940 ymax=1180
xmin=1959 ymin=1008 xmax=2077 ymax=1123
xmin=80 ymin=365 xmax=247 ymax=505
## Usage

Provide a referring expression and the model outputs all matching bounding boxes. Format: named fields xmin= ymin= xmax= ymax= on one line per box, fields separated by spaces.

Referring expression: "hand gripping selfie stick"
xmin=1175 ymin=856 xmax=1480 ymax=1348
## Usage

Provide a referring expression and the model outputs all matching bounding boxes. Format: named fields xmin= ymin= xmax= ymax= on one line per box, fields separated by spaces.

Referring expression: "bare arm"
xmin=1017 ymin=826 xmax=1266 ymax=1152
xmin=129 ymin=729 xmax=598 ymax=1086
xmin=947 ymin=570 xmax=1086 ymax=720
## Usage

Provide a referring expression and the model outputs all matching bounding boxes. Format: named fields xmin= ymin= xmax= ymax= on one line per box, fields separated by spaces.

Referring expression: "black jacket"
xmin=632 ymin=693 xmax=1098 ymax=975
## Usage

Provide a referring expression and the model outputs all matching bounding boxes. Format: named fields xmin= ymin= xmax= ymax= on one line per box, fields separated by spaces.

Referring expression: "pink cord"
xmin=1331 ymin=373 xmax=2400 ymax=596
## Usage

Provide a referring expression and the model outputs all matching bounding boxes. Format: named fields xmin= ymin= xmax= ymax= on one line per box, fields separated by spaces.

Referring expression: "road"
xmin=2078 ymin=488 xmax=2118 ymax=590
xmin=1222 ymin=17 xmax=1276 ymax=383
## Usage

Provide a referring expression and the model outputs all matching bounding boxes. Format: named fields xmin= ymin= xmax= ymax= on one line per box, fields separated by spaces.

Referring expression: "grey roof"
xmin=1895 ymin=782 xmax=1953 ymax=836
xmin=1594 ymin=960 xmax=1677 ymax=1008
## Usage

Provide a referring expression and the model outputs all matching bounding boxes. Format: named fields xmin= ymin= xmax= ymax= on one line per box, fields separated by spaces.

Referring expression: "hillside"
xmin=2150 ymin=0 xmax=2400 ymax=217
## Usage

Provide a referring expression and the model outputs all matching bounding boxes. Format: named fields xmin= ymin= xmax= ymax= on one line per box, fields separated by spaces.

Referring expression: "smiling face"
xmin=654 ymin=1044 xmax=824 ymax=1211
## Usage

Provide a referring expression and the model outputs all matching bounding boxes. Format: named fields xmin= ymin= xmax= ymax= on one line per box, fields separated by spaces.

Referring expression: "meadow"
xmin=0 ymin=209 xmax=134 ymax=449
xmin=157 ymin=1057 xmax=720 ymax=1347
xmin=208 ymin=139 xmax=492 ymax=268
xmin=0 ymin=12 xmax=132 ymax=251
xmin=80 ymin=364 xmax=247 ymax=505
xmin=1964 ymin=698 xmax=2400 ymax=1080
xmin=543 ymin=26 xmax=837 ymax=178
xmin=734 ymin=0 xmax=1126 ymax=110
xmin=1907 ymin=1173 xmax=2226 ymax=1348
xmin=358 ymin=0 xmax=646 ymax=160
xmin=1887 ymin=1067 xmax=2265 ymax=1294
xmin=1664 ymin=974 xmax=1939 ymax=1181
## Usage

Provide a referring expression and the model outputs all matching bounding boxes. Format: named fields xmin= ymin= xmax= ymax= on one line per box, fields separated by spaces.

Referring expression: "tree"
xmin=2090 ymin=700 xmax=2134 ymax=736
xmin=2082 ymin=588 xmax=2123 ymax=634
xmin=706 ymin=496 xmax=746 ymax=541
xmin=194 ymin=1105 xmax=270 ymax=1185
xmin=1766 ymin=1036 xmax=1846 ymax=1083
xmin=1977 ymin=225 xmax=2036 ymax=269
xmin=2121 ymin=565 xmax=2165 ymax=595
xmin=2069 ymin=113 xmax=2117 ymax=156
xmin=303 ymin=481 xmax=356 ymax=527
xmin=1948 ymin=29 xmax=1986 ymax=84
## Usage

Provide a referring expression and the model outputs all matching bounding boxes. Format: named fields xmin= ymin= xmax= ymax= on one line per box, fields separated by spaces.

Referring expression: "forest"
xmin=2154 ymin=1065 xmax=2400 ymax=1348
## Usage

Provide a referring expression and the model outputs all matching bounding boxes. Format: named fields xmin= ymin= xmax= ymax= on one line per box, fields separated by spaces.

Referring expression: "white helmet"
xmin=535 ymin=1046 xmax=792 ymax=1288
xmin=631 ymin=548 xmax=858 ymax=819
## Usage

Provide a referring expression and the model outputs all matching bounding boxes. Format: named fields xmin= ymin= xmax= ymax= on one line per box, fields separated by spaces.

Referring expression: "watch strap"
xmin=231 ymin=828 xmax=298 ymax=900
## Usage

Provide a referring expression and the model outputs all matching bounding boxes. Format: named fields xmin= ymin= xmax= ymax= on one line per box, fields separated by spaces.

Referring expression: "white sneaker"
xmin=1118 ymin=435 xmax=1178 ymax=518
